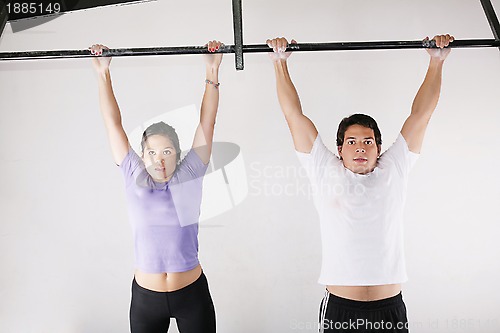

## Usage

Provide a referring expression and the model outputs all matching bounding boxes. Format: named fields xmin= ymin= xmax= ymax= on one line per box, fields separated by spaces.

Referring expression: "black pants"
xmin=130 ymin=272 xmax=216 ymax=333
xmin=319 ymin=291 xmax=409 ymax=332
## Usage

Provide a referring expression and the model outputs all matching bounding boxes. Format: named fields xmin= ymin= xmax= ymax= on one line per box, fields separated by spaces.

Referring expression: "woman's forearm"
xmin=200 ymin=66 xmax=220 ymax=130
xmin=97 ymin=69 xmax=123 ymax=127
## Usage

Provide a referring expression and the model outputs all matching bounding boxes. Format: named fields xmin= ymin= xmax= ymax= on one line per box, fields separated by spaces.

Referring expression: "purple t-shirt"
xmin=118 ymin=147 xmax=208 ymax=273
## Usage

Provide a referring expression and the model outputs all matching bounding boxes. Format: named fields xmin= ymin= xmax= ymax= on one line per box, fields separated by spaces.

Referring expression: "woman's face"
xmin=141 ymin=134 xmax=178 ymax=182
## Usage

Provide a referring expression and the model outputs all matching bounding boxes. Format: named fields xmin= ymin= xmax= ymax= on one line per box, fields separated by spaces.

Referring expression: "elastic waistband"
xmin=132 ymin=272 xmax=207 ymax=296
xmin=328 ymin=291 xmax=404 ymax=311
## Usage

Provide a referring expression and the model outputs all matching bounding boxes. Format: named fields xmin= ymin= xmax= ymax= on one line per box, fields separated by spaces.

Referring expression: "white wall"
xmin=1 ymin=1 xmax=499 ymax=332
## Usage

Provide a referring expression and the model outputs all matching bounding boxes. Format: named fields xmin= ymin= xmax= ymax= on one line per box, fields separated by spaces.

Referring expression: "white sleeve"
xmin=295 ymin=134 xmax=340 ymax=184
xmin=379 ymin=133 xmax=420 ymax=176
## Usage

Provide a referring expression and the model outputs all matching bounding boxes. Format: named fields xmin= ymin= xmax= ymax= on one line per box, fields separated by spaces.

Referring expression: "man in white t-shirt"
xmin=266 ymin=34 xmax=453 ymax=332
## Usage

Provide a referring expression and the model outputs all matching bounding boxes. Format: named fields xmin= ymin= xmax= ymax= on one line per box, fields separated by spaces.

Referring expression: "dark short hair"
xmin=140 ymin=121 xmax=181 ymax=163
xmin=336 ymin=114 xmax=382 ymax=147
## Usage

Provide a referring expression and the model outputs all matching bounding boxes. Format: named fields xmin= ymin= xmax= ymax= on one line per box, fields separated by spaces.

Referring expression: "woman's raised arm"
xmin=90 ymin=44 xmax=130 ymax=166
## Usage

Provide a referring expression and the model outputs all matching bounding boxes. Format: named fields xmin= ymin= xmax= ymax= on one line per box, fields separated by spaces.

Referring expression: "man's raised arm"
xmin=401 ymin=34 xmax=454 ymax=153
xmin=267 ymin=37 xmax=318 ymax=153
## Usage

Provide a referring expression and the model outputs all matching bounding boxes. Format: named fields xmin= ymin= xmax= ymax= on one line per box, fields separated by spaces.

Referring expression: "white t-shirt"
xmin=296 ymin=133 xmax=419 ymax=286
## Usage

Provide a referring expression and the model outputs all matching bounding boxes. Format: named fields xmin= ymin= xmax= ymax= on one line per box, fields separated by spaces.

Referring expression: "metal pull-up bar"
xmin=0 ymin=39 xmax=499 ymax=62
xmin=0 ymin=0 xmax=499 ymax=69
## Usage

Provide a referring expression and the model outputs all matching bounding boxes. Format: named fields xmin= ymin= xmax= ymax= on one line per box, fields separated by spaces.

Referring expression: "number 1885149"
xmin=6 ymin=2 xmax=61 ymax=15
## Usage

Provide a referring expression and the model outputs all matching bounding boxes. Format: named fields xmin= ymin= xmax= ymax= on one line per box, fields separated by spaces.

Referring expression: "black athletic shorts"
xmin=319 ymin=291 xmax=409 ymax=332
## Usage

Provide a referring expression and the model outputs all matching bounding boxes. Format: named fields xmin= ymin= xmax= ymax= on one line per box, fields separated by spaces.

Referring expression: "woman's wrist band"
xmin=205 ymin=79 xmax=220 ymax=89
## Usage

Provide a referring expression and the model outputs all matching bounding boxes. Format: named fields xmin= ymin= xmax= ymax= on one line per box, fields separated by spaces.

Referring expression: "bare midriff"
xmin=327 ymin=284 xmax=401 ymax=301
xmin=134 ymin=264 xmax=202 ymax=292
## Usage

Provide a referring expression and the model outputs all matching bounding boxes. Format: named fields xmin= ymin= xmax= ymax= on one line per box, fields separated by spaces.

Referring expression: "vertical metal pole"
xmin=232 ymin=0 xmax=244 ymax=70
xmin=0 ymin=0 xmax=7 ymax=40
xmin=480 ymin=0 xmax=500 ymax=51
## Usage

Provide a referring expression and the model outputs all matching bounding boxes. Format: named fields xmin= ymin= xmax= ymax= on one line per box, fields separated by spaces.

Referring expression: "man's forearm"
xmin=274 ymin=59 xmax=303 ymax=119
xmin=411 ymin=58 xmax=444 ymax=120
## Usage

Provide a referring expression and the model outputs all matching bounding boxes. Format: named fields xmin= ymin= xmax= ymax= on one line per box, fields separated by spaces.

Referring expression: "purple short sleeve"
xmin=117 ymin=146 xmax=145 ymax=187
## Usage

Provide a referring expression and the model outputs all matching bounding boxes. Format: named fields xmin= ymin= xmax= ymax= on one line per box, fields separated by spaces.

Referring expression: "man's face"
xmin=337 ymin=125 xmax=381 ymax=175
xmin=141 ymin=134 xmax=178 ymax=182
